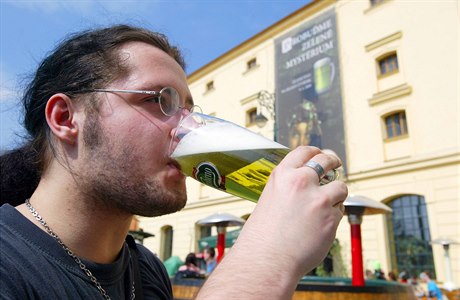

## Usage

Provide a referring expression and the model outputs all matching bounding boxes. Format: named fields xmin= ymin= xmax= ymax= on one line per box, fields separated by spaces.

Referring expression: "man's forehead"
xmin=118 ymin=41 xmax=181 ymax=68
xmin=114 ymin=42 xmax=194 ymax=105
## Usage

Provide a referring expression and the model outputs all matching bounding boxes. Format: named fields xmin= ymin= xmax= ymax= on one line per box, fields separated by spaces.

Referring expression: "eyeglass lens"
xmin=159 ymin=87 xmax=180 ymax=116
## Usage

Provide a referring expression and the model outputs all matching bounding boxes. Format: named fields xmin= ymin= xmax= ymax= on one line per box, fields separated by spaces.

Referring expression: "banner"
xmin=275 ymin=9 xmax=347 ymax=172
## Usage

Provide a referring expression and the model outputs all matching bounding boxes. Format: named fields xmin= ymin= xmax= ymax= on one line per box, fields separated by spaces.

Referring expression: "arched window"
xmin=196 ymin=223 xmax=212 ymax=251
xmin=386 ymin=195 xmax=436 ymax=278
xmin=160 ymin=225 xmax=173 ymax=261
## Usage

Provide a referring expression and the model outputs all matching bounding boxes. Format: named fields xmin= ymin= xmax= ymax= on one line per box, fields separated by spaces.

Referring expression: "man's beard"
xmin=78 ymin=114 xmax=187 ymax=217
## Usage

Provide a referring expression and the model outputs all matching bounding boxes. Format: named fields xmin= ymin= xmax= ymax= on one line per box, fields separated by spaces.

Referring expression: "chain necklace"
xmin=25 ymin=199 xmax=135 ymax=300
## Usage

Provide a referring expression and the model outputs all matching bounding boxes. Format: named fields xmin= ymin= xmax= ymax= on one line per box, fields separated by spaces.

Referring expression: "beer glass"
xmin=170 ymin=112 xmax=334 ymax=202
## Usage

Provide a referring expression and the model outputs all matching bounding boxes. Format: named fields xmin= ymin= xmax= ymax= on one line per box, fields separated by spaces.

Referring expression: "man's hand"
xmin=198 ymin=146 xmax=347 ymax=299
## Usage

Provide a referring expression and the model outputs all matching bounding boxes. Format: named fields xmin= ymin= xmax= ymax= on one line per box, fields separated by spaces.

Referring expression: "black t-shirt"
xmin=0 ymin=204 xmax=172 ymax=299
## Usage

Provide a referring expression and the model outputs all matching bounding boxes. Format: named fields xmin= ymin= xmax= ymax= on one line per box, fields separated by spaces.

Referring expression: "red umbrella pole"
xmin=216 ymin=226 xmax=226 ymax=263
xmin=349 ymin=214 xmax=365 ymax=286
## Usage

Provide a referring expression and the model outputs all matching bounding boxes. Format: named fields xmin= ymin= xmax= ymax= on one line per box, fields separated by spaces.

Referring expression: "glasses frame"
xmin=74 ymin=86 xmax=187 ymax=116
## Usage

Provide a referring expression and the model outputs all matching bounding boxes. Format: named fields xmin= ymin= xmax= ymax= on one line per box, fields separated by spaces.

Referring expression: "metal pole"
xmin=442 ymin=244 xmax=457 ymax=290
xmin=349 ymin=214 xmax=365 ymax=286
xmin=217 ymin=226 xmax=226 ymax=263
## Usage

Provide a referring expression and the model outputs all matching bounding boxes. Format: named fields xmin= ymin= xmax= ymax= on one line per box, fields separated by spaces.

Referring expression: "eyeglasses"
xmin=75 ymin=86 xmax=192 ymax=116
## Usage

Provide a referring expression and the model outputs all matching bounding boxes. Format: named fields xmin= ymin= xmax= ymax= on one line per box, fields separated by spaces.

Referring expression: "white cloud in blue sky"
xmin=0 ymin=70 xmax=18 ymax=102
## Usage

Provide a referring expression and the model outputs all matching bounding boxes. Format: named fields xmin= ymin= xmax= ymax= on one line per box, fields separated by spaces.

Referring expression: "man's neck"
xmin=16 ymin=174 xmax=133 ymax=264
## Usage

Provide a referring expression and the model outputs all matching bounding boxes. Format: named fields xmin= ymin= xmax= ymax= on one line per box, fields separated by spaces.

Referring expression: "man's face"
xmin=76 ymin=42 xmax=193 ymax=217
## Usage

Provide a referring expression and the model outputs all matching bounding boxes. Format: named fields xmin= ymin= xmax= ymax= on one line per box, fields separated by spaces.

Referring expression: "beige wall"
xmin=336 ymin=0 xmax=459 ymax=285
xmin=140 ymin=0 xmax=460 ymax=287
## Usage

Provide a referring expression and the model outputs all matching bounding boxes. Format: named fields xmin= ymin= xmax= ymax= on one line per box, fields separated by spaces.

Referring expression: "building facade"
xmin=140 ymin=0 xmax=460 ymax=287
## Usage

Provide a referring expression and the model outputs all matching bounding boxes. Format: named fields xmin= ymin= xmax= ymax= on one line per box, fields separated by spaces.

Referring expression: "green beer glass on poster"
xmin=170 ymin=112 xmax=337 ymax=203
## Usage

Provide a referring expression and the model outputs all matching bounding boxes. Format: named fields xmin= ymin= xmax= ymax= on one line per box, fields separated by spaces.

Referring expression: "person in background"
xmin=420 ymin=271 xmax=443 ymax=300
xmin=409 ymin=274 xmax=425 ymax=298
xmin=203 ymin=247 xmax=217 ymax=275
xmin=0 ymin=24 xmax=347 ymax=299
xmin=175 ymin=253 xmax=204 ymax=279
xmin=365 ymin=269 xmax=375 ymax=280
xmin=399 ymin=270 xmax=409 ymax=283
xmin=388 ymin=271 xmax=398 ymax=281
xmin=373 ymin=261 xmax=386 ymax=280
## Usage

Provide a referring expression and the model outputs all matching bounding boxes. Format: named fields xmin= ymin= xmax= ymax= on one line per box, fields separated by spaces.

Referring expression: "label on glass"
xmin=192 ymin=162 xmax=226 ymax=191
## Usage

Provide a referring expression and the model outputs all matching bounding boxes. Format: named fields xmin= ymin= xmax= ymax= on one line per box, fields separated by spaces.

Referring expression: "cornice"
xmin=368 ymin=83 xmax=412 ymax=106
xmin=183 ymin=195 xmax=253 ymax=210
xmin=365 ymin=31 xmax=403 ymax=52
xmin=346 ymin=151 xmax=460 ymax=182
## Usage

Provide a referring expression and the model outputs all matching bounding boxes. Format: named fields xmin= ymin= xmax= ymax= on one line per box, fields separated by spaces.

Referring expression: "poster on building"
xmin=275 ymin=9 xmax=347 ymax=172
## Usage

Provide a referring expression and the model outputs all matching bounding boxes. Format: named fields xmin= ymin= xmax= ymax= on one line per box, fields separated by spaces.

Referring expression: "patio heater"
xmin=344 ymin=194 xmax=392 ymax=286
xmin=128 ymin=229 xmax=155 ymax=244
xmin=430 ymin=237 xmax=458 ymax=291
xmin=198 ymin=212 xmax=246 ymax=263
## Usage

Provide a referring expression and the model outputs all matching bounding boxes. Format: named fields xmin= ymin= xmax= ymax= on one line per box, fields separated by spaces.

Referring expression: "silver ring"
xmin=304 ymin=161 xmax=339 ymax=185
xmin=304 ymin=161 xmax=325 ymax=180
xmin=320 ymin=169 xmax=339 ymax=185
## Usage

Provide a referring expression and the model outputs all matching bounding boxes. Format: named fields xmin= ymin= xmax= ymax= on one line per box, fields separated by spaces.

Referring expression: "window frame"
xmin=377 ymin=52 xmax=399 ymax=78
xmin=370 ymin=0 xmax=385 ymax=7
xmin=246 ymin=58 xmax=257 ymax=70
xmin=160 ymin=225 xmax=173 ymax=261
xmin=383 ymin=110 xmax=408 ymax=140
xmin=246 ymin=107 xmax=258 ymax=127
xmin=205 ymin=80 xmax=215 ymax=92
xmin=386 ymin=195 xmax=436 ymax=278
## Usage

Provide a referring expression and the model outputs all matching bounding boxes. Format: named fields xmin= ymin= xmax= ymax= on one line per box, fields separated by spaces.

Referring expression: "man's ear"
xmin=45 ymin=94 xmax=79 ymax=145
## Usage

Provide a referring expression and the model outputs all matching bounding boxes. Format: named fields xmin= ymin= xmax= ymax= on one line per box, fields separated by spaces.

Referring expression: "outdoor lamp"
xmin=197 ymin=212 xmax=246 ymax=263
xmin=430 ymin=237 xmax=458 ymax=291
xmin=254 ymin=90 xmax=275 ymax=128
xmin=128 ymin=229 xmax=155 ymax=244
xmin=255 ymin=113 xmax=269 ymax=128
xmin=343 ymin=194 xmax=392 ymax=287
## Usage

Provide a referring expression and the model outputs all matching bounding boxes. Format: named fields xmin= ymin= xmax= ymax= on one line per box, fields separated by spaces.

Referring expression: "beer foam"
xmin=171 ymin=122 xmax=287 ymax=157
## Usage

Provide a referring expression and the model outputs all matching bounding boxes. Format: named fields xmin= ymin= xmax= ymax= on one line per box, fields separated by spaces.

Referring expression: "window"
xmin=370 ymin=0 xmax=385 ymax=6
xmin=246 ymin=107 xmax=258 ymax=126
xmin=206 ymin=81 xmax=214 ymax=92
xmin=384 ymin=111 xmax=408 ymax=139
xmin=386 ymin=195 xmax=436 ymax=278
xmin=160 ymin=225 xmax=173 ymax=261
xmin=247 ymin=58 xmax=257 ymax=70
xmin=378 ymin=52 xmax=399 ymax=76
xmin=195 ymin=224 xmax=212 ymax=252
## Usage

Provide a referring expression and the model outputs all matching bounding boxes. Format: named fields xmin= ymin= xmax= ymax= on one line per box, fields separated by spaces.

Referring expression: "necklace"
xmin=25 ymin=199 xmax=135 ymax=300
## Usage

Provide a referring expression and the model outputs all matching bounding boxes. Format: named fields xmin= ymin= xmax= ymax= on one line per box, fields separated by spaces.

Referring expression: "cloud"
xmin=0 ymin=69 xmax=20 ymax=103
xmin=0 ymin=87 xmax=17 ymax=102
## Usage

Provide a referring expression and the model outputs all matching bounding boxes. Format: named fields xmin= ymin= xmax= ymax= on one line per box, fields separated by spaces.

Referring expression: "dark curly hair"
xmin=1 ymin=25 xmax=186 ymax=205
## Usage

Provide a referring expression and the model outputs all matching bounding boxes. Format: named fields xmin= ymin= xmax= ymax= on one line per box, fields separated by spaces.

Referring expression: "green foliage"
xmin=316 ymin=239 xmax=348 ymax=277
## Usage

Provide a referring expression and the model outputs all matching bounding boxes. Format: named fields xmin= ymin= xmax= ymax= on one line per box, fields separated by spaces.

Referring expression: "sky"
xmin=0 ymin=0 xmax=310 ymax=152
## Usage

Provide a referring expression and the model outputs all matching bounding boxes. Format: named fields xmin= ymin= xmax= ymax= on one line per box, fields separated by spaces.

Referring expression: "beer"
xmin=171 ymin=121 xmax=289 ymax=202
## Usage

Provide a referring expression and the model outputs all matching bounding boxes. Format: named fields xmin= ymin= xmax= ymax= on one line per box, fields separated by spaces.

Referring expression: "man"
xmin=203 ymin=247 xmax=217 ymax=275
xmin=420 ymin=271 xmax=443 ymax=300
xmin=0 ymin=25 xmax=347 ymax=299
